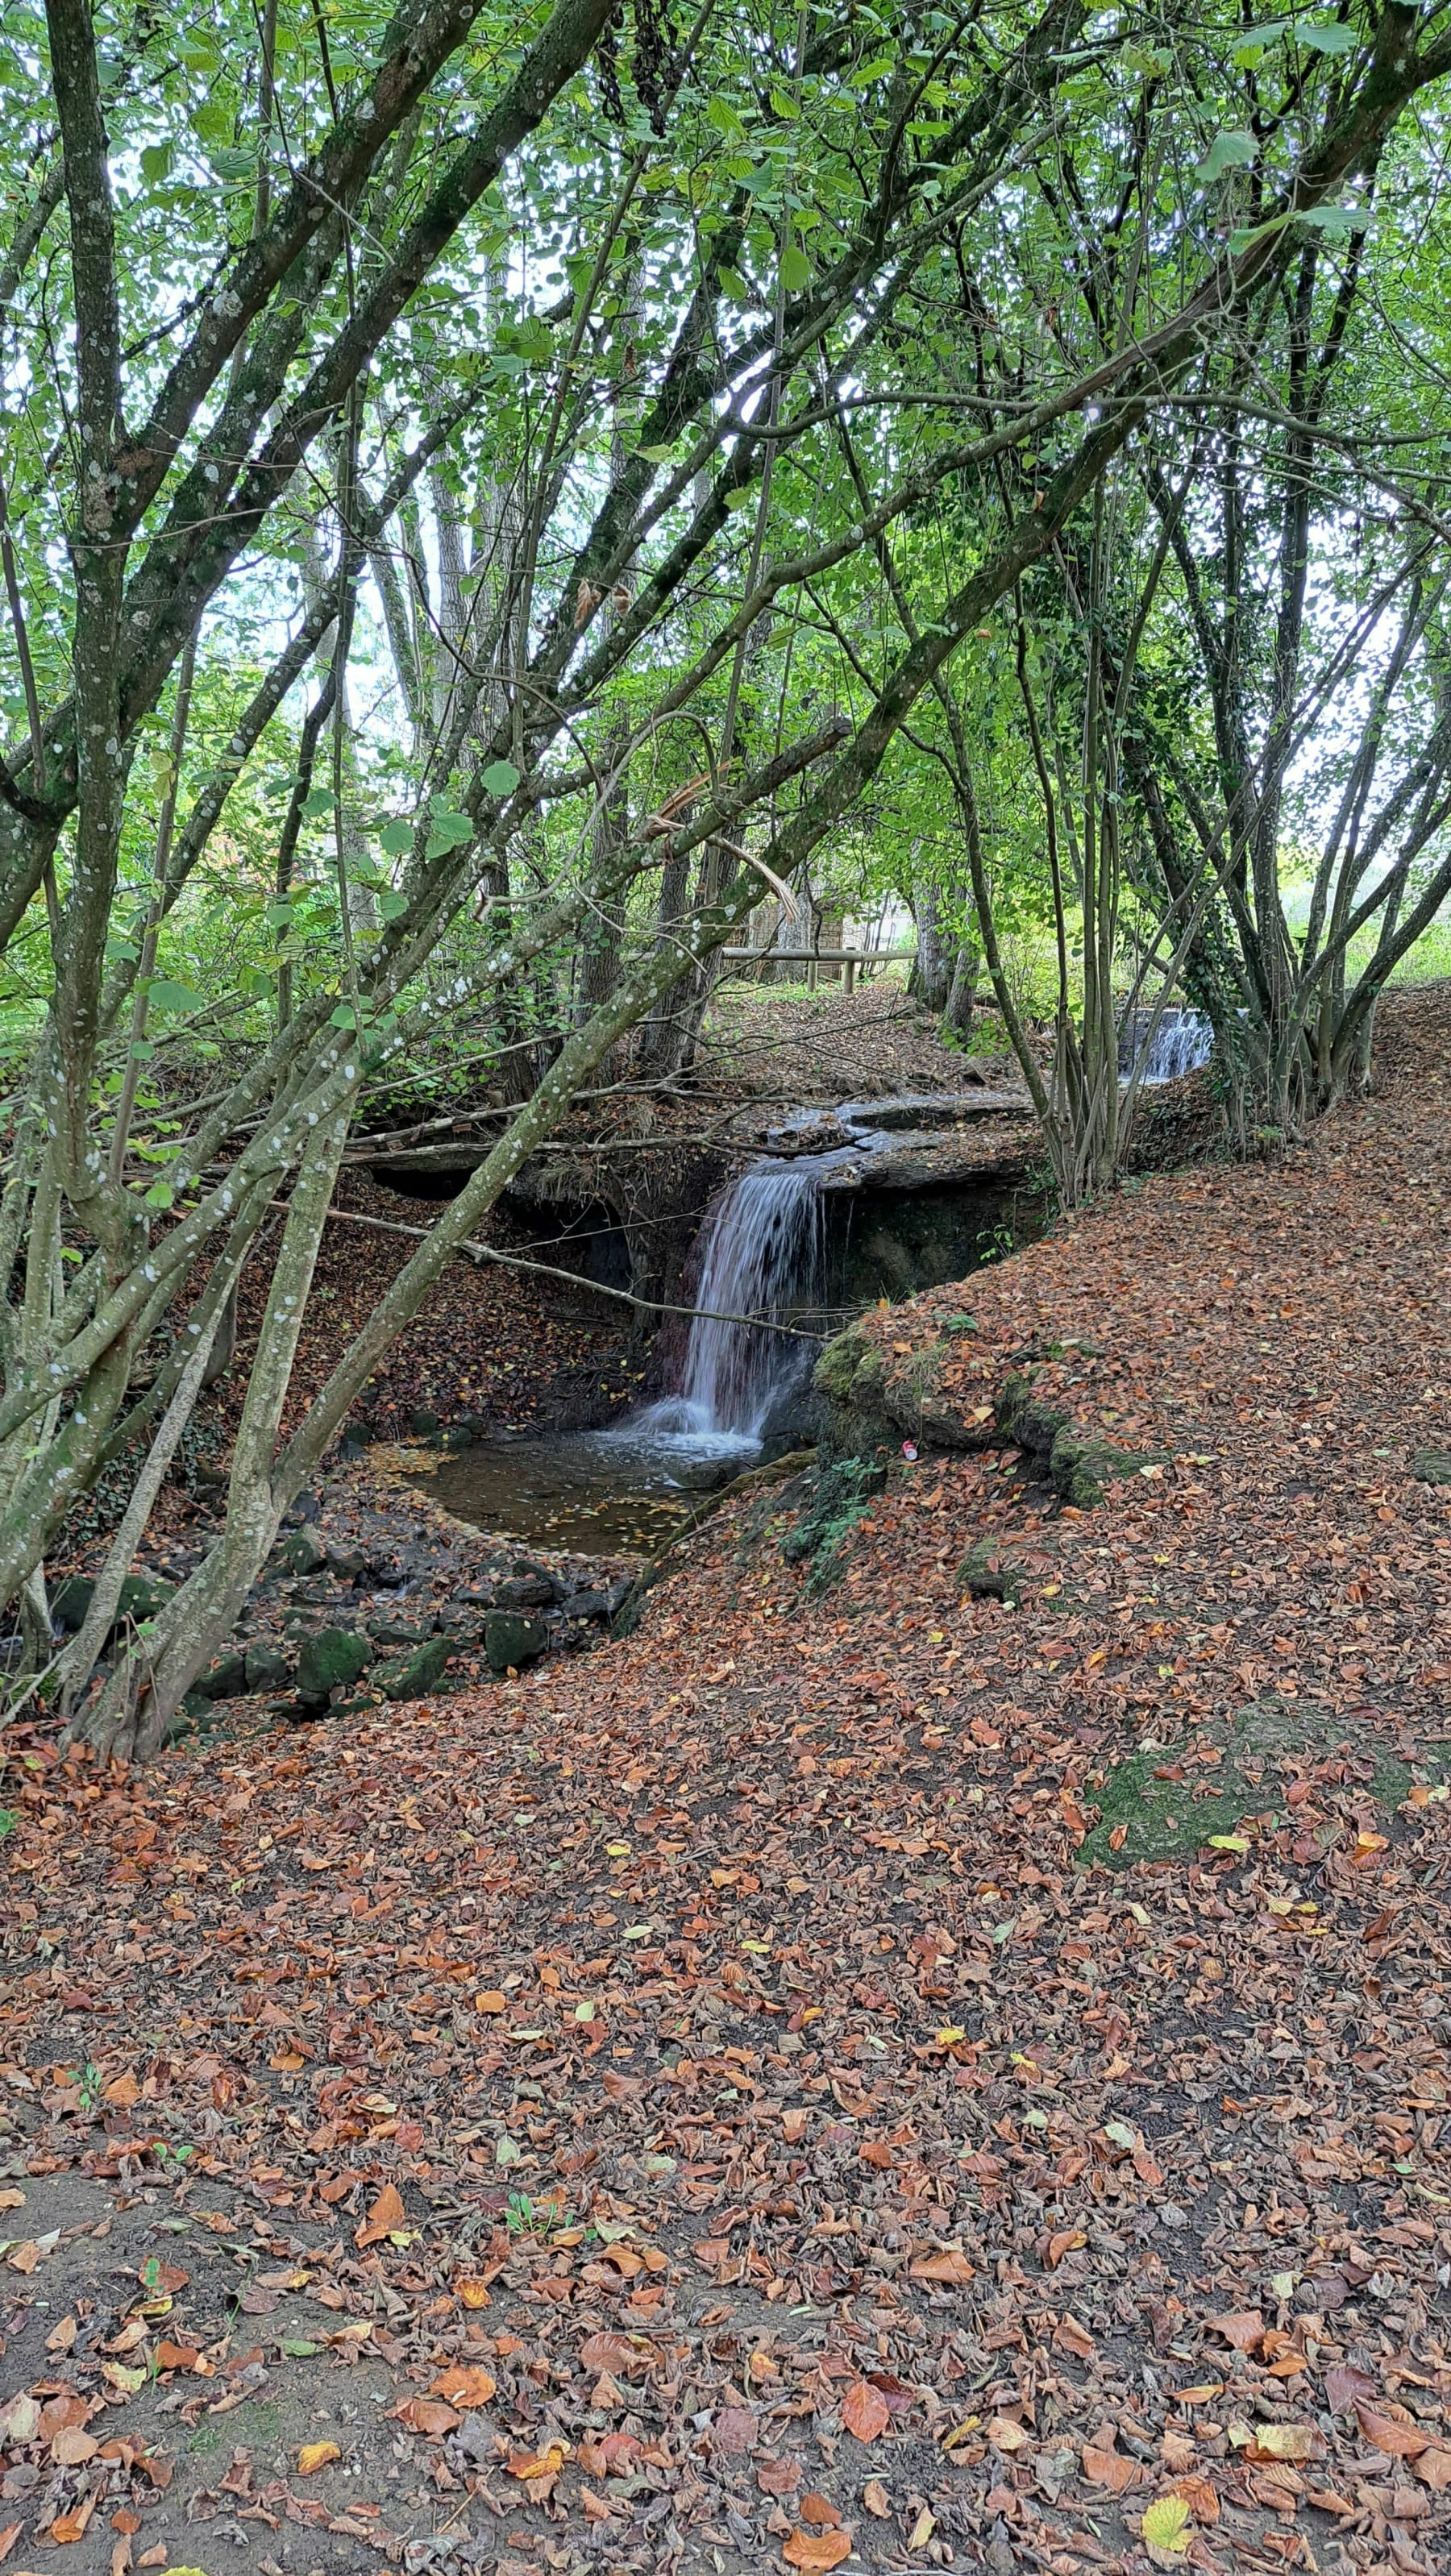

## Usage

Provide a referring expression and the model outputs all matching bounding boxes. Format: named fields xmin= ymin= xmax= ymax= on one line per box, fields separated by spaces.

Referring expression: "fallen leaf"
xmin=430 ymin=2365 xmax=496 ymax=2409
xmin=1083 ymin=2441 xmax=1141 ymax=2494
xmin=841 ymin=2379 xmax=890 ymax=2443
xmin=397 ymin=2397 xmax=461 ymax=2437
xmin=0 ymin=2524 xmax=21 ymax=2565
xmin=907 ymin=2505 xmax=936 ymax=2549
xmin=297 ymin=2441 xmax=341 ymax=2474
xmin=1167 ymin=2474 xmax=1219 ymax=2524
xmin=862 ymin=2478 xmax=891 ymax=2518
xmin=453 ymin=2276 xmax=492 ymax=2309
xmin=1208 ymin=2309 xmax=1263 ymax=2353
xmin=1141 ymin=2494 xmax=1192 ymax=2562
xmin=987 ymin=2415 xmax=1031 ymax=2454
xmin=782 ymin=2529 xmax=851 ymax=2571
xmin=908 ymin=2247 xmax=975 ymax=2285
xmin=355 ymin=2181 xmax=406 ymax=2246
xmin=51 ymin=2427 xmax=99 ymax=2466
xmin=508 ymin=2441 xmax=569 ymax=2480
xmin=1353 ymin=2401 xmax=1428 ymax=2459
xmin=475 ymin=1991 xmax=507 ymax=2013
xmin=1246 ymin=2424 xmax=1326 ymax=2463
xmin=799 ymin=2492 xmax=842 ymax=2528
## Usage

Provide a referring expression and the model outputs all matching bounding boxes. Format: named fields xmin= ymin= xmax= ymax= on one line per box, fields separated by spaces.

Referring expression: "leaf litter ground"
xmin=2 ymin=990 xmax=1451 ymax=2576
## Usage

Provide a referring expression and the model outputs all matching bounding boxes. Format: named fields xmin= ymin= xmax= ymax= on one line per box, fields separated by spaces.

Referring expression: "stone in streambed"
xmin=484 ymin=1611 xmax=547 ymax=1672
xmin=244 ymin=1641 xmax=289 ymax=1693
xmin=281 ymin=1525 xmax=327 ymax=1577
xmin=375 ymin=1636 xmax=453 ymax=1702
xmin=199 ymin=1651 xmax=249 ymax=1700
xmin=49 ymin=1573 xmax=175 ymax=1634
xmin=295 ymin=1627 xmax=373 ymax=1708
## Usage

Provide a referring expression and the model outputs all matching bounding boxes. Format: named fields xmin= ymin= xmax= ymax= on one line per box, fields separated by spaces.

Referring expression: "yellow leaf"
xmin=908 ymin=2505 xmax=936 ymax=2548
xmin=1141 ymin=2495 xmax=1192 ymax=2555
xmin=934 ymin=2025 xmax=967 ymax=2045
xmin=297 ymin=2441 xmax=341 ymax=2474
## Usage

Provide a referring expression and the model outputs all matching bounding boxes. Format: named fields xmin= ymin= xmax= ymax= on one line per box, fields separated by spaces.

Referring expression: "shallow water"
xmin=423 ymin=1423 xmax=758 ymax=1556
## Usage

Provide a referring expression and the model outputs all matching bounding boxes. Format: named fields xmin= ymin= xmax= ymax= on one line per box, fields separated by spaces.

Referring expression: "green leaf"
xmin=1195 ymin=130 xmax=1256 ymax=185
xmin=330 ymin=1003 xmax=357 ymax=1029
xmin=1104 ymin=2118 xmax=1138 ymax=2149
xmin=705 ymin=95 xmax=747 ymax=143
xmin=147 ymin=978 xmax=203 ymax=1016
xmin=847 ymin=53 xmax=896 ymax=87
xmin=1207 ymin=1831 xmax=1250 ymax=1853
xmin=264 ymin=902 xmax=293 ymax=931
xmin=1141 ymin=2495 xmax=1191 ymax=2556
xmin=779 ymin=242 xmax=811 ymax=293
xmin=480 ymin=760 xmax=521 ymax=796
xmin=425 ymin=808 xmax=474 ymax=850
xmin=301 ymin=786 xmax=333 ymax=820
xmin=379 ymin=819 xmax=413 ymax=855
xmin=1300 ymin=20 xmax=1357 ymax=54
xmin=281 ymin=2337 xmax=321 ymax=2358
xmin=379 ymin=890 xmax=408 ymax=923
xmin=139 ymin=141 xmax=173 ymax=185
xmin=637 ymin=442 xmax=677 ymax=463
xmin=144 ymin=1182 xmax=174 ymax=1211
xmin=496 ymin=2134 xmax=522 ymax=2167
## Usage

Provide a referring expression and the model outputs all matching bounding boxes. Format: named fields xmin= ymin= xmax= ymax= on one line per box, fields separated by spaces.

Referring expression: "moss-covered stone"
xmin=50 ymin=1573 xmax=175 ymax=1634
xmin=295 ymin=1627 xmax=373 ymax=1706
xmin=1049 ymin=1427 xmax=1168 ymax=1510
xmin=813 ymin=1325 xmax=872 ymax=1400
xmin=199 ymin=1652 xmax=248 ymax=1700
xmin=957 ymin=1539 xmax=1023 ymax=1605
xmin=1412 ymin=1448 xmax=1451 ymax=1485
xmin=375 ymin=1635 xmax=452 ymax=1701
xmin=282 ymin=1526 xmax=327 ymax=1577
xmin=244 ymin=1641 xmax=289 ymax=1693
xmin=484 ymin=1610 xmax=547 ymax=1672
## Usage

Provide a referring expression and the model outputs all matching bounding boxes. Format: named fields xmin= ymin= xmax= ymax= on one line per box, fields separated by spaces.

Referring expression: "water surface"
xmin=425 ymin=1424 xmax=757 ymax=1556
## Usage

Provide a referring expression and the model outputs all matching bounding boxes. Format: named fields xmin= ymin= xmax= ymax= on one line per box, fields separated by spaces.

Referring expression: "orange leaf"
xmin=841 ymin=2379 xmax=889 ymax=2443
xmin=52 ymin=2492 xmax=98 ymax=2545
xmin=0 ymin=2524 xmax=20 ymax=2566
xmin=430 ymin=2365 xmax=496 ymax=2410
xmin=355 ymin=2181 xmax=406 ymax=2246
xmin=454 ymin=2276 xmax=492 ymax=2309
xmin=154 ymin=2340 xmax=200 ymax=2372
xmin=782 ymin=2529 xmax=851 ymax=2571
xmin=1046 ymin=2229 xmax=1087 ymax=2266
xmin=508 ymin=2441 xmax=568 ymax=2480
xmin=800 ymin=2493 xmax=842 ymax=2528
xmin=475 ymin=1991 xmax=507 ymax=2014
xmin=397 ymin=2398 xmax=460 ymax=2437
xmin=1416 ymin=2449 xmax=1451 ymax=2490
xmin=1168 ymin=2474 xmax=1220 ymax=2524
xmin=50 ymin=2427 xmax=98 ymax=2466
xmin=1083 ymin=2442 xmax=1141 ymax=2495
xmin=102 ymin=2073 xmax=140 ymax=2108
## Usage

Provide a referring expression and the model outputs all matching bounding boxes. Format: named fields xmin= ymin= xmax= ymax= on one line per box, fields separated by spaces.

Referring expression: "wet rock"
xmin=244 ymin=1642 xmax=289 ymax=1694
xmin=281 ymin=1526 xmax=327 ymax=1578
xmin=484 ymin=1611 xmax=547 ymax=1672
xmin=1412 ymin=1448 xmax=1451 ymax=1485
xmin=493 ymin=1573 xmax=557 ymax=1610
xmin=375 ymin=1636 xmax=452 ymax=1701
xmin=559 ymin=1588 xmax=611 ymax=1622
xmin=440 ymin=1424 xmax=476 ymax=1450
xmin=410 ymin=1408 xmax=441 ymax=1438
xmin=958 ymin=1541 xmax=1022 ymax=1606
xmin=366 ymin=1614 xmax=434 ymax=1647
xmin=295 ymin=1627 xmax=374 ymax=1707
xmin=324 ymin=1544 xmax=368 ymax=1580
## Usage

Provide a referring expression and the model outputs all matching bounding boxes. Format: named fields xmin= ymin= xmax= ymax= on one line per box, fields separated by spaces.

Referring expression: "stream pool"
xmin=422 ymin=1423 xmax=758 ymax=1556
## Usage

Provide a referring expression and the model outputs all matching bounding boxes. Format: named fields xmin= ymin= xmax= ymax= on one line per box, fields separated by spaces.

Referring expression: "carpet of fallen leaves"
xmin=3 ymin=990 xmax=1451 ymax=2576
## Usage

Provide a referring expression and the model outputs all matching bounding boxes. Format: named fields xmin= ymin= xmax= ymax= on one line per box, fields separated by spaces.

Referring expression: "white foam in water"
xmin=631 ymin=1159 xmax=825 ymax=1443
xmin=1120 ymin=1004 xmax=1213 ymax=1085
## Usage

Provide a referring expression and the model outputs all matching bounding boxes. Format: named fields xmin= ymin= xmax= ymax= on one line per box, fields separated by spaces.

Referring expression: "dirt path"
xmin=2 ymin=992 xmax=1449 ymax=2576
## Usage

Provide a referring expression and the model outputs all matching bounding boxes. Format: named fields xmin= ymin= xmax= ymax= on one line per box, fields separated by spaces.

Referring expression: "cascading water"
xmin=1119 ymin=1004 xmax=1213 ymax=1085
xmin=634 ymin=1160 xmax=825 ymax=1443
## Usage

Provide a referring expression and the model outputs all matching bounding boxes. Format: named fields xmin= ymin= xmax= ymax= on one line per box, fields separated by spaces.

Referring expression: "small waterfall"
xmin=637 ymin=1161 xmax=824 ymax=1443
xmin=1120 ymin=1003 xmax=1213 ymax=1085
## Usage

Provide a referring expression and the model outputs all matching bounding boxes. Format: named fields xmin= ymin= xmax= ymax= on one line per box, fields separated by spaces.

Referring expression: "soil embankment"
xmin=2 ymin=990 xmax=1449 ymax=2576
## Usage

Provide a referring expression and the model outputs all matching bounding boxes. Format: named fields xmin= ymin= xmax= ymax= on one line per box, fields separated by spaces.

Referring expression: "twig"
xmin=268 ymin=1199 xmax=823 ymax=1339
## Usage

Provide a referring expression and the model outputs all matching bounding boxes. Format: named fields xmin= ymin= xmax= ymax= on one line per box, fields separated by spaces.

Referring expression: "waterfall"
xmin=636 ymin=1161 xmax=824 ymax=1443
xmin=1119 ymin=1003 xmax=1213 ymax=1085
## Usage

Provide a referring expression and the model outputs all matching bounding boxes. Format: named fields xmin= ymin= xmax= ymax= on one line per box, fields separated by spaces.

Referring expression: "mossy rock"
xmin=243 ymin=1641 xmax=289 ymax=1693
xmin=484 ymin=1610 xmax=547 ymax=1672
xmin=957 ymin=1539 xmax=1023 ymax=1605
xmin=282 ymin=1526 xmax=327 ymax=1578
xmin=51 ymin=1572 xmax=175 ymax=1635
xmin=813 ymin=1325 xmax=873 ymax=1401
xmin=1412 ymin=1448 xmax=1451 ymax=1485
xmin=1049 ymin=1428 xmax=1170 ymax=1510
xmin=996 ymin=1369 xmax=1071 ymax=1458
xmin=295 ymin=1627 xmax=373 ymax=1706
xmin=375 ymin=1635 xmax=452 ymax=1702
xmin=199 ymin=1652 xmax=248 ymax=1701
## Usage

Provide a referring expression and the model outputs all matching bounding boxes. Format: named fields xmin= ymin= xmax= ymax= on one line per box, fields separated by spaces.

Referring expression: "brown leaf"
xmin=862 ymin=2478 xmax=891 ymax=2519
xmin=355 ymin=2181 xmax=407 ymax=2246
xmin=908 ymin=2246 xmax=975 ymax=2285
xmin=50 ymin=2427 xmax=98 ymax=2466
xmin=987 ymin=2416 xmax=1031 ymax=2455
xmin=1046 ymin=2228 xmax=1087 ymax=2266
xmin=1324 ymin=2362 xmax=1378 ymax=2415
xmin=397 ymin=2398 xmax=460 ymax=2437
xmin=712 ymin=2407 xmax=759 ymax=2458
xmin=757 ymin=2456 xmax=804 ymax=2498
xmin=580 ymin=2331 xmax=652 ymax=2378
xmin=1208 ymin=2309 xmax=1264 ymax=2353
xmin=1167 ymin=2474 xmax=1220 ymax=2524
xmin=781 ymin=2109 xmax=809 ymax=2143
xmin=52 ymin=2491 xmax=98 ymax=2545
xmin=1083 ymin=2441 xmax=1141 ymax=2495
xmin=1052 ymin=2312 xmax=1096 ymax=2361
xmin=0 ymin=2524 xmax=23 ymax=2566
xmin=1353 ymin=2402 xmax=1428 ymax=2460
xmin=782 ymin=2529 xmax=851 ymax=2571
xmin=800 ymin=2493 xmax=842 ymax=2528
xmin=841 ymin=2379 xmax=890 ymax=2443
xmin=1415 ymin=2449 xmax=1451 ymax=2490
